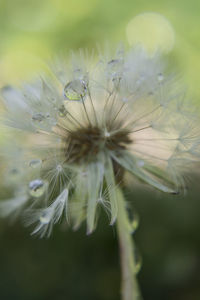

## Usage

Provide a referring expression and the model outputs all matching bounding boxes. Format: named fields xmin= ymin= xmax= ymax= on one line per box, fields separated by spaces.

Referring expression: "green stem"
xmin=116 ymin=188 xmax=142 ymax=300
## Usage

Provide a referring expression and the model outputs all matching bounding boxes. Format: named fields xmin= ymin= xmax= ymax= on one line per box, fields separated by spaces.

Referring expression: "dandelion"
xmin=1 ymin=46 xmax=200 ymax=300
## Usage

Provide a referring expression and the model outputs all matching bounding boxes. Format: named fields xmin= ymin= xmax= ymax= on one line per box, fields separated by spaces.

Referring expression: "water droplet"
xmin=29 ymin=179 xmax=45 ymax=198
xmin=29 ymin=159 xmax=42 ymax=169
xmin=157 ymin=73 xmax=164 ymax=82
xmin=32 ymin=113 xmax=45 ymax=123
xmin=58 ymin=104 xmax=67 ymax=117
xmin=39 ymin=210 xmax=51 ymax=224
xmin=63 ymin=79 xmax=87 ymax=101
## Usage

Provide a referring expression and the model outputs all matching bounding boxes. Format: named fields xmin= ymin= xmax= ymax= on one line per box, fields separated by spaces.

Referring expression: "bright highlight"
xmin=126 ymin=12 xmax=175 ymax=54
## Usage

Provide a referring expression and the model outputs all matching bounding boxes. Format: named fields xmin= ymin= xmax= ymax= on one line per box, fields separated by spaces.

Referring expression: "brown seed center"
xmin=63 ymin=125 xmax=131 ymax=163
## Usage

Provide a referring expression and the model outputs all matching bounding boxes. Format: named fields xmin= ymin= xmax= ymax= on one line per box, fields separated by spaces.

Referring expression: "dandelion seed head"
xmin=1 ymin=45 xmax=200 ymax=237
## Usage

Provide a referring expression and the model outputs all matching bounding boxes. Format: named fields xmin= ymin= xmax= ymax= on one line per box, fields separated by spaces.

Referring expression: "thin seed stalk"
xmin=116 ymin=188 xmax=142 ymax=300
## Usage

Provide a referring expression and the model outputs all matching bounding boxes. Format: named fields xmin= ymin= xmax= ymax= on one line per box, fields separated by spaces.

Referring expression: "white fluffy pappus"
xmin=1 ymin=45 xmax=200 ymax=237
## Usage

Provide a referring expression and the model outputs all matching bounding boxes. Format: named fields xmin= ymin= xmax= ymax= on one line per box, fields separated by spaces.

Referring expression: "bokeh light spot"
xmin=126 ymin=12 xmax=175 ymax=54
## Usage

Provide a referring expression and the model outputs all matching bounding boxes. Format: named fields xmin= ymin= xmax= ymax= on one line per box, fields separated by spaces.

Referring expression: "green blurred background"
xmin=0 ymin=0 xmax=200 ymax=299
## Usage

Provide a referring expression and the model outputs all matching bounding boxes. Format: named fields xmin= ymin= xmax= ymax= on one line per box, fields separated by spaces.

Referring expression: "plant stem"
xmin=116 ymin=188 xmax=142 ymax=300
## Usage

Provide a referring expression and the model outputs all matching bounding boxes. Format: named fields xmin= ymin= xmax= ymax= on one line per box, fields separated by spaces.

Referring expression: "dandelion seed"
xmin=0 ymin=194 xmax=28 ymax=217
xmin=24 ymin=188 xmax=69 ymax=237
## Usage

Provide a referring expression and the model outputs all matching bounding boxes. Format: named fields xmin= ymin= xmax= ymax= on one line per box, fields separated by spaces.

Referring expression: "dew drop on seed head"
xmin=32 ymin=113 xmax=45 ymax=123
xmin=29 ymin=179 xmax=45 ymax=198
xmin=29 ymin=159 xmax=42 ymax=169
xmin=63 ymin=79 xmax=87 ymax=101
xmin=39 ymin=211 xmax=51 ymax=224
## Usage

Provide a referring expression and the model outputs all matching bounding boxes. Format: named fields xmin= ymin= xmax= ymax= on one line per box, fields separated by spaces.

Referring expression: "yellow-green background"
xmin=0 ymin=0 xmax=200 ymax=99
xmin=0 ymin=1 xmax=200 ymax=299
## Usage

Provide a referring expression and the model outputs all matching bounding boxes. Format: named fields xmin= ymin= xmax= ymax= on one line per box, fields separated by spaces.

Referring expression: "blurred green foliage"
xmin=0 ymin=0 xmax=200 ymax=99
xmin=1 ymin=185 xmax=200 ymax=300
xmin=0 ymin=0 xmax=200 ymax=299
